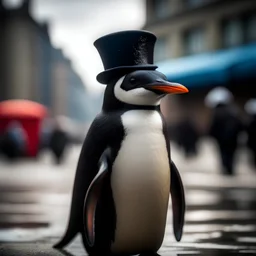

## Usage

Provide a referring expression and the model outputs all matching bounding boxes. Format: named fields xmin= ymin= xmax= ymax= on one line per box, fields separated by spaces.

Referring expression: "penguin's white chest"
xmin=111 ymin=110 xmax=170 ymax=254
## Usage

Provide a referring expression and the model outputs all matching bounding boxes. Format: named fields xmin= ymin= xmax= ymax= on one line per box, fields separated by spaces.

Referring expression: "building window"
xmin=154 ymin=36 xmax=169 ymax=62
xmin=184 ymin=27 xmax=206 ymax=55
xmin=185 ymin=0 xmax=214 ymax=8
xmin=222 ymin=19 xmax=243 ymax=48
xmin=153 ymin=0 xmax=169 ymax=19
xmin=186 ymin=0 xmax=206 ymax=7
xmin=246 ymin=14 xmax=256 ymax=43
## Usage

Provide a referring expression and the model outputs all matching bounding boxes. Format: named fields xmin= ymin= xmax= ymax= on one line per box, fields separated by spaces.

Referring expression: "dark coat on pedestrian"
xmin=49 ymin=129 xmax=69 ymax=164
xmin=176 ymin=117 xmax=200 ymax=158
xmin=208 ymin=103 xmax=244 ymax=175
xmin=246 ymin=114 xmax=256 ymax=168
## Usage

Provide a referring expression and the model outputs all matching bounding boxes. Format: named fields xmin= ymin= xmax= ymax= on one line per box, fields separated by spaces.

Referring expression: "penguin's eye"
xmin=130 ymin=77 xmax=136 ymax=84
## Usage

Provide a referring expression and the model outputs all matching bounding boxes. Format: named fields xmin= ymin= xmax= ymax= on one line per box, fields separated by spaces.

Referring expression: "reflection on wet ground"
xmin=0 ymin=140 xmax=256 ymax=255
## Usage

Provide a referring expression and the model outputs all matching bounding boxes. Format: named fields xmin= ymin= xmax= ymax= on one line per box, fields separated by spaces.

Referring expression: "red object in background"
xmin=0 ymin=100 xmax=48 ymax=157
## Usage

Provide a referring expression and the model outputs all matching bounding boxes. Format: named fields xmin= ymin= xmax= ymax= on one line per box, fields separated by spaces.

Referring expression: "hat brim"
xmin=96 ymin=65 xmax=158 ymax=84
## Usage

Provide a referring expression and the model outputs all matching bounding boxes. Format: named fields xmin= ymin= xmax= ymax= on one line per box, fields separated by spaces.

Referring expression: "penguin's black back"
xmin=90 ymin=113 xmax=125 ymax=254
xmin=55 ymin=111 xmax=126 ymax=254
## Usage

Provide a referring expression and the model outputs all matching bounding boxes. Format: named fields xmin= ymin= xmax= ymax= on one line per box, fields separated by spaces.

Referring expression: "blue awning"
xmin=156 ymin=43 xmax=256 ymax=89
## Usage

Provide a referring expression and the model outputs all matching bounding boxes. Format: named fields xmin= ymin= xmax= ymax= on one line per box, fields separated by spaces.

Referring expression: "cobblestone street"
xmin=0 ymin=140 xmax=256 ymax=255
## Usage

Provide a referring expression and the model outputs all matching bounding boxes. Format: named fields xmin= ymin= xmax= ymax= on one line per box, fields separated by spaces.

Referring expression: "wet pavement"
xmin=0 ymin=140 xmax=256 ymax=255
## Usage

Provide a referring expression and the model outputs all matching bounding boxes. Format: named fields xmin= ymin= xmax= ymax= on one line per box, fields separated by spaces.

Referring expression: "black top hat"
xmin=94 ymin=30 xmax=158 ymax=84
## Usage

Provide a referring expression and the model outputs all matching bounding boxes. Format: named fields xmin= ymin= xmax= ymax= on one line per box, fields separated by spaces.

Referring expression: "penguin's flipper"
xmin=83 ymin=150 xmax=110 ymax=247
xmin=53 ymin=114 xmax=121 ymax=250
xmin=170 ymin=160 xmax=185 ymax=242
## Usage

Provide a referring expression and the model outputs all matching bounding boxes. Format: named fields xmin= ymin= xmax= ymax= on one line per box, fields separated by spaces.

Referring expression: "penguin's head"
xmin=113 ymin=70 xmax=188 ymax=106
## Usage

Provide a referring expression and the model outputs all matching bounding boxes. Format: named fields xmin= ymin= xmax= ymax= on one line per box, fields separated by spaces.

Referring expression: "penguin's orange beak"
xmin=149 ymin=82 xmax=189 ymax=94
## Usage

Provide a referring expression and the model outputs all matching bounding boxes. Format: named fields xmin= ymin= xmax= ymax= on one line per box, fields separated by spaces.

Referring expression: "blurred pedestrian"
xmin=39 ymin=117 xmax=54 ymax=151
xmin=205 ymin=87 xmax=244 ymax=175
xmin=1 ymin=121 xmax=28 ymax=160
xmin=244 ymin=98 xmax=256 ymax=169
xmin=176 ymin=115 xmax=200 ymax=158
xmin=49 ymin=116 xmax=70 ymax=165
xmin=0 ymin=134 xmax=3 ymax=155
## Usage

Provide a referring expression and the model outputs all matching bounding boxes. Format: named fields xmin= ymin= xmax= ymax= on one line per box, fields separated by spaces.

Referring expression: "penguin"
xmin=54 ymin=30 xmax=188 ymax=255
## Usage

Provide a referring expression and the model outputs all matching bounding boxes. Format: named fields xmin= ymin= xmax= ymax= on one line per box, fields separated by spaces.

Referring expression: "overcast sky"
xmin=5 ymin=0 xmax=146 ymax=94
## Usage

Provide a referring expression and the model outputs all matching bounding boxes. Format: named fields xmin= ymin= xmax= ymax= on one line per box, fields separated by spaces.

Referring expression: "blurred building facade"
xmin=0 ymin=0 xmax=90 ymax=123
xmin=144 ymin=0 xmax=256 ymax=133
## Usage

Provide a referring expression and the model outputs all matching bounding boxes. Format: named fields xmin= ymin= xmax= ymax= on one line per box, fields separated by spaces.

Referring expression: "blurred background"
xmin=0 ymin=0 xmax=256 ymax=255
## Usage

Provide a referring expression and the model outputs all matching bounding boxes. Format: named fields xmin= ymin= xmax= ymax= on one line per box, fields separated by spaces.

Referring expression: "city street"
xmin=0 ymin=140 xmax=256 ymax=256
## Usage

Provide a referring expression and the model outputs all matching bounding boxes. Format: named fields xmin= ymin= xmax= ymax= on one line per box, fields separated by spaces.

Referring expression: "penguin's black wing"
xmin=170 ymin=160 xmax=185 ymax=241
xmin=54 ymin=113 xmax=123 ymax=249
xmin=83 ymin=148 xmax=111 ymax=247
xmin=160 ymin=113 xmax=186 ymax=242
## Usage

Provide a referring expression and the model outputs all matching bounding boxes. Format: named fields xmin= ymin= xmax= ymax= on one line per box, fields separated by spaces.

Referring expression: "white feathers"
xmin=114 ymin=75 xmax=161 ymax=106
xmin=111 ymin=110 xmax=170 ymax=253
